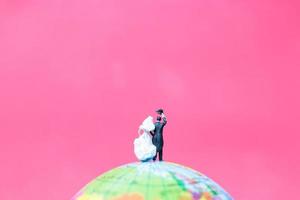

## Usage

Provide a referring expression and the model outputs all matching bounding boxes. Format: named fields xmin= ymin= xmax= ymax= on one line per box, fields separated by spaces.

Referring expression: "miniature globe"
xmin=72 ymin=161 xmax=233 ymax=200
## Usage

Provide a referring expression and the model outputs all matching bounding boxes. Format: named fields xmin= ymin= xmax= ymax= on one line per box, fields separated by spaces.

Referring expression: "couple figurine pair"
xmin=134 ymin=109 xmax=167 ymax=162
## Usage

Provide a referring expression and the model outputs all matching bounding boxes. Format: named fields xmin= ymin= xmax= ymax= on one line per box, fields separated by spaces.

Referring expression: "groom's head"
xmin=156 ymin=108 xmax=164 ymax=115
xmin=156 ymin=116 xmax=162 ymax=121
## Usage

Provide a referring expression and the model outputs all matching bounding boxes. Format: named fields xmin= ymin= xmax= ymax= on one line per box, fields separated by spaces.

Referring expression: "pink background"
xmin=0 ymin=0 xmax=299 ymax=199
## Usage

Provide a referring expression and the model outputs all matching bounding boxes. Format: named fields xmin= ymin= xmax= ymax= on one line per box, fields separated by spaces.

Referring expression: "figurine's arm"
xmin=150 ymin=131 xmax=154 ymax=136
xmin=162 ymin=113 xmax=167 ymax=126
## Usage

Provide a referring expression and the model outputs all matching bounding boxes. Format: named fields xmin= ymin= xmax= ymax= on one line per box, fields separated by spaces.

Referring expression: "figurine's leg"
xmin=159 ymin=149 xmax=163 ymax=161
xmin=153 ymin=152 xmax=157 ymax=161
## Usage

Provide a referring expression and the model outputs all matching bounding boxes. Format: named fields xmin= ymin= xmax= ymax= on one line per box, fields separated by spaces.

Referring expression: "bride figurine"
xmin=134 ymin=116 xmax=157 ymax=162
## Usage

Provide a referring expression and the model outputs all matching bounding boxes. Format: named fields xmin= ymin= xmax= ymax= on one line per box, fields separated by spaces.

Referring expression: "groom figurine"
xmin=151 ymin=108 xmax=167 ymax=161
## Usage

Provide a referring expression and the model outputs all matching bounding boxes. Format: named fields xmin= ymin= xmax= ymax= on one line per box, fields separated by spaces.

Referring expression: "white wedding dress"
xmin=134 ymin=116 xmax=157 ymax=161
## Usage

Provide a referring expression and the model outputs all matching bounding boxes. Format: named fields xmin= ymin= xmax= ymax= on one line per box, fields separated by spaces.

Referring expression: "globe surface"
xmin=72 ymin=161 xmax=233 ymax=200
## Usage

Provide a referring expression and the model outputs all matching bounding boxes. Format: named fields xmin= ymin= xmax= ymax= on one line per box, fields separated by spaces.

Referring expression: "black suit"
xmin=151 ymin=117 xmax=167 ymax=161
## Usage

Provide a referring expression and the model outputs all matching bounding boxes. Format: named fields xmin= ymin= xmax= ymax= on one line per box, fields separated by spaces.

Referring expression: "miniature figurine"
xmin=151 ymin=109 xmax=167 ymax=161
xmin=134 ymin=116 xmax=157 ymax=161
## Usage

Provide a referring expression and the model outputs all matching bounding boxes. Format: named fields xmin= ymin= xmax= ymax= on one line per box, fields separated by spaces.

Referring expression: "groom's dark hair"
xmin=157 ymin=116 xmax=162 ymax=121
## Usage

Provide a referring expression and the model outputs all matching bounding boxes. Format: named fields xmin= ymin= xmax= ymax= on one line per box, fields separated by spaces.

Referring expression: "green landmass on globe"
xmin=72 ymin=161 xmax=233 ymax=200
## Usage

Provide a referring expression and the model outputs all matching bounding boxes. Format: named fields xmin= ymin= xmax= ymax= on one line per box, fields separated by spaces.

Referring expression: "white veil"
xmin=139 ymin=116 xmax=155 ymax=132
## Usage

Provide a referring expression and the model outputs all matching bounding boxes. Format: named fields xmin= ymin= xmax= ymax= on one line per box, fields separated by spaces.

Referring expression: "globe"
xmin=72 ymin=161 xmax=233 ymax=200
